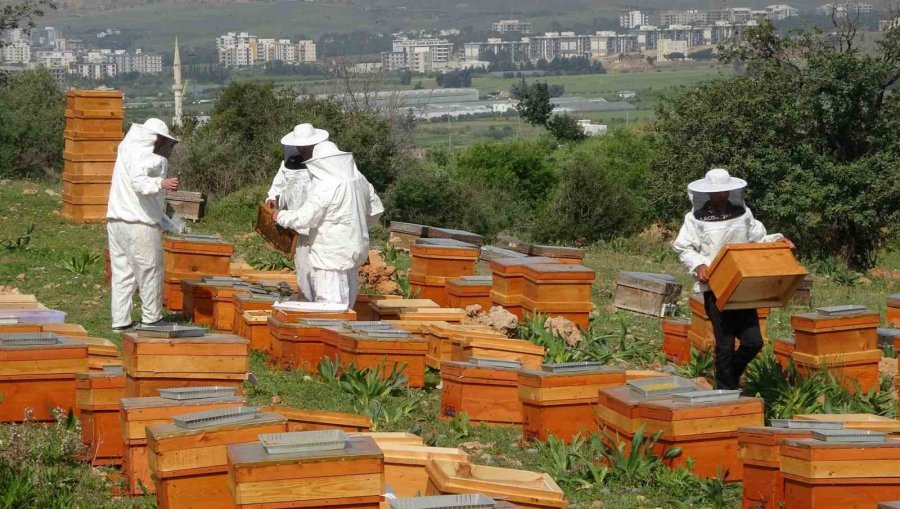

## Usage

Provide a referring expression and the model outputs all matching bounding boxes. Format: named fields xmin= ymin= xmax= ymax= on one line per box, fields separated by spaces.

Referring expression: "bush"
xmin=452 ymin=139 xmax=557 ymax=204
xmin=547 ymin=114 xmax=585 ymax=143
xmin=0 ymin=69 xmax=64 ymax=178
xmin=533 ymin=131 xmax=653 ymax=244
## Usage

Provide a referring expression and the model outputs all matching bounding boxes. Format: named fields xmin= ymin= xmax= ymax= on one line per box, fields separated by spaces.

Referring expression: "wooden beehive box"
xmin=41 ymin=323 xmax=88 ymax=336
xmin=388 ymin=221 xmax=426 ymax=250
xmin=409 ymin=274 xmax=453 ymax=307
xmin=350 ymin=432 xmax=423 ymax=447
xmin=333 ymin=331 xmax=428 ymax=388
xmin=122 ymin=332 xmax=249 ymax=397
xmin=790 ymin=308 xmax=880 ymax=356
xmin=239 ymin=310 xmax=274 ymax=352
xmin=790 ymin=349 xmax=882 ymax=394
xmin=61 ymin=193 xmax=108 ymax=222
xmin=211 ymin=285 xmax=242 ymax=331
xmin=66 ymin=335 xmax=120 ymax=371
xmin=888 ymin=294 xmax=900 ymax=327
xmin=423 ymin=322 xmax=464 ymax=369
xmin=368 ymin=299 xmax=440 ymax=320
xmin=226 ymin=435 xmax=384 ymax=508
xmin=440 ymin=360 xmax=523 ymax=425
xmin=595 ymin=385 xmax=662 ymax=441
xmin=163 ymin=273 xmax=201 ymax=311
xmin=529 ymin=244 xmax=585 ymax=263
xmin=427 ymin=227 xmax=484 ymax=246
xmin=737 ymin=426 xmax=815 ymax=509
xmin=518 ymin=365 xmax=625 ymax=442
xmin=614 ymin=271 xmax=682 ymax=317
xmin=76 ymin=371 xmax=125 ymax=465
xmin=272 ymin=307 xmax=357 ymax=323
xmin=774 ymin=337 xmax=795 ymax=370
xmin=63 ymin=158 xmax=115 ymax=177
xmin=451 ymin=336 xmax=545 ymax=370
xmin=181 ymin=279 xmax=217 ymax=325
xmin=398 ymin=307 xmax=466 ymax=324
xmin=410 ymin=241 xmax=480 ymax=278
xmin=637 ymin=396 xmax=765 ymax=480
xmin=793 ymin=414 xmax=900 ymax=434
xmin=353 ymin=294 xmax=402 ymax=322
xmin=520 ymin=263 xmax=595 ymax=329
xmin=147 ymin=412 xmax=286 ymax=509
xmin=446 ymin=275 xmax=493 ymax=311
xmin=165 ymin=190 xmax=205 ymax=221
xmin=61 ymin=172 xmax=111 ymax=199
xmin=263 ymin=405 xmax=372 ymax=432
xmin=270 ymin=316 xmax=340 ymax=371
xmin=425 ymin=460 xmax=567 ymax=509
xmin=233 ymin=292 xmax=278 ymax=316
xmin=0 ymin=337 xmax=88 ymax=422
xmin=689 ymin=294 xmax=714 ymax=351
xmin=780 ymin=438 xmax=900 ymax=509
xmin=662 ymin=319 xmax=691 ymax=365
xmin=64 ymin=111 xmax=124 ymax=139
xmin=707 ymin=242 xmax=807 ymax=311
xmin=163 ymin=235 xmax=235 ymax=279
xmin=119 ymin=395 xmax=245 ymax=495
xmin=380 ymin=444 xmax=470 ymax=497
xmin=66 ymin=89 xmax=124 ymax=113
xmin=255 ymin=202 xmax=298 ymax=256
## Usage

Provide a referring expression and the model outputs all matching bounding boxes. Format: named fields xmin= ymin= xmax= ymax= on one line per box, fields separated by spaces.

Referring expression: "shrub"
xmin=452 ymin=139 xmax=557 ymax=204
xmin=0 ymin=69 xmax=64 ymax=178
xmin=547 ymin=114 xmax=585 ymax=143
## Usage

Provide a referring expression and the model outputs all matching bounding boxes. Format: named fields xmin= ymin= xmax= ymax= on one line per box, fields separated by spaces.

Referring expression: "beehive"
xmin=147 ymin=412 xmax=286 ymax=509
xmin=451 ymin=335 xmax=545 ymax=370
xmin=614 ymin=271 xmax=682 ymax=317
xmin=120 ymin=395 xmax=245 ymax=495
xmin=163 ymin=273 xmax=201 ymax=312
xmin=122 ymin=332 xmax=249 ymax=397
xmin=270 ymin=316 xmax=347 ymax=371
xmin=689 ymin=294 xmax=714 ymax=352
xmin=271 ymin=307 xmax=357 ymax=323
xmin=76 ymin=371 xmax=125 ymax=465
xmin=380 ymin=445 xmax=470 ymax=498
xmin=163 ymin=236 xmax=235 ymax=310
xmin=518 ymin=364 xmax=626 ymax=442
xmin=423 ymin=322 xmax=503 ymax=369
xmin=354 ymin=294 xmax=402 ymax=321
xmin=662 ymin=319 xmax=691 ymax=365
xmin=790 ymin=349 xmax=882 ymax=394
xmin=780 ymin=437 xmax=900 ymax=509
xmin=595 ymin=386 xmax=654 ymax=441
xmin=440 ymin=360 xmax=523 ymax=425
xmin=425 ymin=460 xmax=567 ymax=509
xmin=410 ymin=241 xmax=479 ymax=306
xmin=0 ymin=337 xmax=88 ymax=422
xmin=427 ymin=227 xmax=485 ymax=246
xmin=211 ymin=285 xmax=242 ymax=331
xmin=793 ymin=414 xmax=900 ymax=434
xmin=637 ymin=395 xmax=765 ymax=480
xmin=226 ymin=435 xmax=384 ymax=508
xmin=737 ymin=426 xmax=815 ymax=509
xmin=61 ymin=193 xmax=109 ymax=222
xmin=368 ymin=299 xmax=440 ymax=320
xmin=388 ymin=221 xmax=426 ymax=249
xmin=331 ymin=331 xmax=427 ymax=388
xmin=181 ymin=279 xmax=217 ymax=326
xmin=446 ymin=276 xmax=493 ymax=311
xmin=238 ymin=310 xmax=274 ymax=352
xmin=66 ymin=89 xmax=124 ymax=113
xmin=791 ymin=308 xmax=880 ymax=356
xmin=263 ymin=405 xmax=372 ymax=432
xmin=774 ymin=337 xmax=795 ymax=370
xmin=67 ymin=335 xmax=121 ymax=371
xmin=707 ymin=242 xmax=807 ymax=311
xmin=520 ymin=263 xmax=595 ymax=329
xmin=398 ymin=307 xmax=466 ymax=324
xmin=888 ymin=294 xmax=900 ymax=327
xmin=165 ymin=190 xmax=205 ymax=221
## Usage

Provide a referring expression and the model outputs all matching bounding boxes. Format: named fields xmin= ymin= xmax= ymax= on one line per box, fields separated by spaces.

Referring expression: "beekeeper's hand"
xmin=696 ymin=264 xmax=710 ymax=283
xmin=266 ymin=199 xmax=277 ymax=208
xmin=161 ymin=177 xmax=180 ymax=192
xmin=272 ymin=209 xmax=280 ymax=222
xmin=779 ymin=238 xmax=795 ymax=249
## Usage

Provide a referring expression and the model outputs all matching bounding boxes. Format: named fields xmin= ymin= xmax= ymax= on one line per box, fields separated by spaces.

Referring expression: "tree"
xmin=546 ymin=114 xmax=584 ymax=143
xmin=0 ymin=68 xmax=64 ymax=178
xmin=650 ymin=20 xmax=900 ymax=268
xmin=435 ymin=69 xmax=473 ymax=88
xmin=511 ymin=81 xmax=553 ymax=127
xmin=689 ymin=48 xmax=716 ymax=60
xmin=664 ymin=52 xmax=685 ymax=61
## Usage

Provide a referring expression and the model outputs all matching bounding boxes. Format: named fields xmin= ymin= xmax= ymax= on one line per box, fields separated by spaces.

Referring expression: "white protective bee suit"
xmin=275 ymin=141 xmax=384 ymax=308
xmin=106 ymin=119 xmax=175 ymax=328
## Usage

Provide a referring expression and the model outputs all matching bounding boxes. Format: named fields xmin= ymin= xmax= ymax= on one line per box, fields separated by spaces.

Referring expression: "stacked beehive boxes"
xmin=330 ymin=328 xmax=428 ymax=388
xmin=446 ymin=275 xmax=493 ymax=310
xmin=380 ymin=444 xmax=471 ymax=498
xmin=521 ymin=262 xmax=595 ymax=329
xmin=738 ymin=424 xmax=816 ymax=509
xmin=76 ymin=369 xmax=126 ymax=466
xmin=162 ymin=235 xmax=235 ymax=311
xmin=62 ymin=90 xmax=124 ymax=222
xmin=409 ymin=239 xmax=479 ymax=306
xmin=662 ymin=318 xmax=691 ymax=365
xmin=489 ymin=257 xmax=556 ymax=320
xmin=440 ymin=358 xmax=524 ymax=425
xmin=790 ymin=306 xmax=881 ymax=393
xmin=272 ymin=317 xmax=345 ymax=371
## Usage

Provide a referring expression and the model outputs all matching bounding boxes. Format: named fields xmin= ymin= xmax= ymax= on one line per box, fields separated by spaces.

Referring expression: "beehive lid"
xmin=344 ymin=321 xmax=392 ymax=331
xmin=877 ymin=328 xmax=900 ymax=348
xmin=530 ymin=244 xmax=584 ymax=259
xmin=811 ymin=429 xmax=887 ymax=443
xmin=371 ymin=299 xmax=440 ymax=311
xmin=133 ymin=324 xmax=206 ymax=338
xmin=469 ymin=357 xmax=523 ymax=370
xmin=159 ymin=386 xmax=238 ymax=400
xmin=228 ymin=435 xmax=382 ymax=466
xmin=426 ymin=227 xmax=484 ymax=246
xmin=521 ymin=263 xmax=595 ymax=281
xmin=770 ymin=419 xmax=844 ymax=430
xmin=480 ymin=246 xmax=528 ymax=261
xmin=415 ymin=238 xmax=477 ymax=248
xmin=259 ymin=429 xmax=348 ymax=454
xmin=359 ymin=329 xmax=411 ymax=338
xmin=455 ymin=275 xmax=493 ymax=285
xmin=541 ymin=361 xmax=606 ymax=373
xmin=487 ymin=256 xmax=556 ymax=273
xmin=297 ymin=318 xmax=346 ymax=327
xmin=177 ymin=233 xmax=222 ymax=243
xmin=627 ymin=376 xmax=697 ymax=397
xmin=173 ymin=406 xmax=259 ymax=429
xmin=389 ymin=495 xmax=497 ymax=509
xmin=815 ymin=304 xmax=868 ymax=316
xmin=672 ymin=390 xmax=741 ymax=403
xmin=0 ymin=332 xmax=60 ymax=346
xmin=274 ymin=301 xmax=349 ymax=313
xmin=616 ymin=271 xmax=681 ymax=293
xmin=390 ymin=221 xmax=426 ymax=235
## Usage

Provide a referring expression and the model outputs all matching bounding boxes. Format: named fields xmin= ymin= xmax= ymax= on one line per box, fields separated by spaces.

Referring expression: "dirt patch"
xmin=358 ymin=250 xmax=399 ymax=295
xmin=0 ymin=286 xmax=22 ymax=295
xmin=544 ymin=316 xmax=583 ymax=346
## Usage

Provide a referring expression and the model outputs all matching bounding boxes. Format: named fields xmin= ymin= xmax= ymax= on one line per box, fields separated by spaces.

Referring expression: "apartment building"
xmin=620 ymin=10 xmax=650 ymax=29
xmin=492 ymin=19 xmax=532 ymax=34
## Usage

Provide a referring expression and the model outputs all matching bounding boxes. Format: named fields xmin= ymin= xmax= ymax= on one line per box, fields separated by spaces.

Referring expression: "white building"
xmin=381 ymin=51 xmax=407 ymax=71
xmin=576 ymin=119 xmax=608 ymax=136
xmin=296 ymin=40 xmax=316 ymax=63
xmin=72 ymin=62 xmax=117 ymax=79
xmin=217 ymin=32 xmax=259 ymax=66
xmin=766 ymin=4 xmax=800 ymax=20
xmin=816 ymin=2 xmax=874 ymax=15
xmin=383 ymin=37 xmax=454 ymax=71
xmin=620 ymin=11 xmax=649 ymax=29
xmin=35 ymin=50 xmax=76 ymax=68
xmin=658 ymin=39 xmax=689 ymax=60
xmin=130 ymin=51 xmax=163 ymax=74
xmin=1 ymin=41 xmax=31 ymax=64
xmin=492 ymin=20 xmax=532 ymax=34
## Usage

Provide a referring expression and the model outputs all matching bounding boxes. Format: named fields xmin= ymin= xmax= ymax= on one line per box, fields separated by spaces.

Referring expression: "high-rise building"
xmin=766 ymin=4 xmax=800 ymax=20
xmin=620 ymin=11 xmax=650 ymax=29
xmin=1 ymin=41 xmax=31 ymax=64
xmin=491 ymin=20 xmax=533 ymax=34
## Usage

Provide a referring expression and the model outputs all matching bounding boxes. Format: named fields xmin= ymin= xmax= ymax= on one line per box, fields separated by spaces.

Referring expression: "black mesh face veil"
xmin=153 ymin=135 xmax=178 ymax=159
xmin=283 ymin=146 xmax=305 ymax=169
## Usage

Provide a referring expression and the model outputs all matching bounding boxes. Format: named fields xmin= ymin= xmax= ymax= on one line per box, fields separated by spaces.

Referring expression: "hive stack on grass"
xmin=737 ymin=424 xmax=816 ymax=509
xmin=446 ymin=275 xmax=493 ymax=311
xmin=440 ymin=358 xmax=524 ymax=425
xmin=662 ymin=319 xmax=691 ymax=365
xmin=76 ymin=370 xmax=126 ymax=465
xmin=410 ymin=240 xmax=479 ymax=306
xmin=425 ymin=460 xmax=568 ymax=509
xmin=181 ymin=277 xmax=244 ymax=327
xmin=271 ymin=317 xmax=345 ymax=371
xmin=328 ymin=326 xmax=428 ymax=388
xmin=162 ymin=235 xmax=235 ymax=311
xmin=61 ymin=90 xmax=124 ymax=222
xmin=520 ymin=263 xmax=595 ymax=329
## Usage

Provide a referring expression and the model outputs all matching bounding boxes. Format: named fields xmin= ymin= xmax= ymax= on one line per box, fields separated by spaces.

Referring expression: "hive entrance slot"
xmin=468 ymin=357 xmax=522 ymax=370
xmin=541 ymin=361 xmax=604 ymax=373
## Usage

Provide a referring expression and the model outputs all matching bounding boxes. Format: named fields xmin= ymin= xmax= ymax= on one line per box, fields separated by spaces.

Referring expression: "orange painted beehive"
xmin=147 ymin=412 xmax=286 ymax=509
xmin=0 ymin=336 xmax=87 ymax=422
xmin=331 ymin=331 xmax=427 ymax=388
xmin=66 ymin=89 xmax=124 ymax=113
xmin=707 ymin=242 xmax=807 ymax=311
xmin=737 ymin=426 xmax=815 ymax=509
xmin=368 ymin=299 xmax=440 ymax=320
xmin=76 ymin=370 xmax=125 ymax=465
xmin=780 ymin=436 xmax=900 ymax=509
xmin=688 ymin=294 xmax=714 ymax=352
xmin=790 ymin=349 xmax=882 ymax=394
xmin=163 ymin=236 xmax=234 ymax=310
xmin=888 ymin=294 xmax=900 ymax=327
xmin=122 ymin=332 xmax=249 ymax=397
xmin=120 ymin=395 xmax=245 ymax=495
xmin=162 ymin=273 xmax=201 ymax=312
xmin=66 ymin=335 xmax=121 ymax=371
xmin=426 ymin=460 xmax=568 ymax=509
xmin=271 ymin=307 xmax=357 ymax=323
xmin=226 ymin=435 xmax=384 ymax=509
xmin=440 ymin=359 xmax=523 ymax=425
xmin=262 ymin=405 xmax=372 ymax=432
xmin=662 ymin=319 xmax=691 ymax=365
xmin=211 ymin=285 xmax=242 ymax=331
xmin=353 ymin=294 xmax=402 ymax=321
xmin=61 ymin=193 xmax=108 ymax=222
xmin=422 ymin=322 xmax=504 ymax=369
xmin=398 ymin=307 xmax=466 ymax=324
xmin=637 ymin=395 xmax=764 ymax=480
xmin=446 ymin=275 xmax=493 ymax=311
xmin=181 ymin=279 xmax=217 ymax=326
xmin=791 ymin=308 xmax=880 ymax=356
xmin=0 ymin=323 xmax=42 ymax=334
xmin=270 ymin=316 xmax=345 ymax=371
xmin=774 ymin=337 xmax=795 ymax=370
xmin=489 ymin=257 xmax=558 ymax=319
xmin=62 ymin=158 xmax=115 ymax=177
xmin=595 ymin=386 xmax=654 ymax=442
xmin=64 ymin=135 xmax=121 ymax=156
xmin=64 ymin=112 xmax=124 ymax=139
xmin=520 ymin=263 xmax=595 ymax=329
xmin=62 ymin=173 xmax=112 ymax=198
xmin=410 ymin=241 xmax=480 ymax=306
xmin=451 ymin=335 xmax=545 ymax=370
xmin=518 ymin=363 xmax=626 ymax=442
xmin=238 ymin=310 xmax=274 ymax=352
xmin=793 ymin=414 xmax=900 ymax=434
xmin=380 ymin=444 xmax=470 ymax=498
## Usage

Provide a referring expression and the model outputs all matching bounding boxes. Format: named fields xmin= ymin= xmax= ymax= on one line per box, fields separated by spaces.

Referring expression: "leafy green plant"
xmin=338 ymin=362 xmax=408 ymax=412
xmin=446 ymin=412 xmax=471 ymax=442
xmin=62 ymin=251 xmax=99 ymax=275
xmin=316 ymin=356 xmax=341 ymax=383
xmin=1 ymin=223 xmax=33 ymax=252
xmin=883 ymin=344 xmax=897 ymax=359
xmin=252 ymin=252 xmax=294 ymax=271
xmin=595 ymin=426 xmax=681 ymax=483
xmin=677 ymin=347 xmax=714 ymax=379
xmin=394 ymin=271 xmax=419 ymax=299
xmin=382 ymin=243 xmax=401 ymax=265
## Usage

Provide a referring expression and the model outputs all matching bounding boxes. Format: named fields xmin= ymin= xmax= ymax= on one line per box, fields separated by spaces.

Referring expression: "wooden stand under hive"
xmin=707 ymin=242 xmax=807 ymax=311
xmin=737 ymin=426 xmax=815 ymax=509
xmin=120 ymin=394 xmax=245 ymax=495
xmin=410 ymin=240 xmax=480 ymax=306
xmin=122 ymin=332 xmax=249 ymax=397
xmin=76 ymin=370 xmax=125 ymax=465
xmin=446 ymin=275 xmax=494 ymax=311
xmin=0 ymin=335 xmax=87 ymax=422
xmin=518 ymin=363 xmax=625 ymax=442
xmin=226 ymin=434 xmax=384 ymax=508
xmin=148 ymin=411 xmax=286 ymax=509
xmin=61 ymin=89 xmax=123 ymax=222
xmin=520 ymin=263 xmax=595 ymax=329
xmin=380 ymin=444 xmax=470 ymax=498
xmin=425 ymin=460 xmax=568 ymax=509
xmin=440 ymin=358 xmax=523 ymax=425
xmin=162 ymin=235 xmax=235 ymax=311
xmin=662 ymin=319 xmax=691 ymax=365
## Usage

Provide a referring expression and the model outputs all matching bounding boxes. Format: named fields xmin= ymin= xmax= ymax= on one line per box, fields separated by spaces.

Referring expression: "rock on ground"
xmin=358 ymin=250 xmax=400 ymax=295
xmin=463 ymin=305 xmax=518 ymax=336
xmin=0 ymin=286 xmax=21 ymax=295
xmin=544 ymin=316 xmax=583 ymax=346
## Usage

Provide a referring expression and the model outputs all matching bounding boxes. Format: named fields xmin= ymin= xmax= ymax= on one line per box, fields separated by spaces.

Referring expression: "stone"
xmin=544 ymin=316 xmax=583 ymax=346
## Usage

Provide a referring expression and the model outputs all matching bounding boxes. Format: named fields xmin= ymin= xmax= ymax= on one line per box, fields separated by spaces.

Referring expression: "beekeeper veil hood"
xmin=305 ymin=141 xmax=357 ymax=182
xmin=126 ymin=118 xmax=178 ymax=159
xmin=687 ymin=168 xmax=746 ymax=213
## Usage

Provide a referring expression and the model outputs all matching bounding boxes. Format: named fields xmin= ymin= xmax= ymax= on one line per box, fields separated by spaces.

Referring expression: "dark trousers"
xmin=703 ymin=291 xmax=763 ymax=390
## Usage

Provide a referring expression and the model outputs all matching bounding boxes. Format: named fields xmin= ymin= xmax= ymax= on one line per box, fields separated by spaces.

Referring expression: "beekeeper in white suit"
xmin=264 ymin=124 xmax=329 ymax=301
xmin=107 ymin=118 xmax=180 ymax=331
xmin=672 ymin=168 xmax=794 ymax=389
xmin=272 ymin=141 xmax=384 ymax=307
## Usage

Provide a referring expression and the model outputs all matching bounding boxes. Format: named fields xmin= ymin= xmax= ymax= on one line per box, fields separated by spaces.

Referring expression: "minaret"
xmin=172 ymin=37 xmax=183 ymax=127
